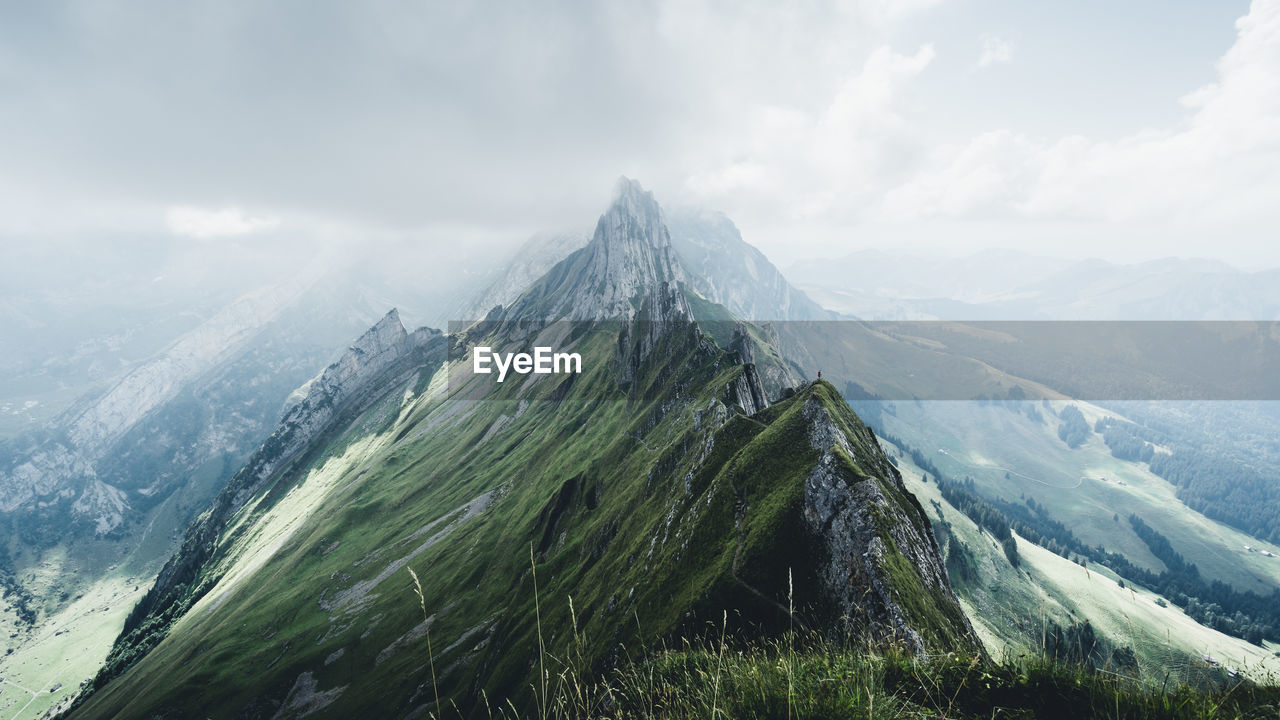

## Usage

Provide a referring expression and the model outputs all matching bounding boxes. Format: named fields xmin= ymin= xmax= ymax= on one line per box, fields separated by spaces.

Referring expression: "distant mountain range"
xmin=787 ymin=249 xmax=1280 ymax=320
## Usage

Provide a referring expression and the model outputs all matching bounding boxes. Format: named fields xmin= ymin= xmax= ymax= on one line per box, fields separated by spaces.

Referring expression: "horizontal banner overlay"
xmin=448 ymin=320 xmax=1280 ymax=401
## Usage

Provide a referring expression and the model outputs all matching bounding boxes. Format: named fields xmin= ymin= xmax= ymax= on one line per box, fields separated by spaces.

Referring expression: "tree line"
xmin=0 ymin=543 xmax=37 ymax=628
xmin=1057 ymin=405 xmax=1091 ymax=449
xmin=1097 ymin=417 xmax=1280 ymax=544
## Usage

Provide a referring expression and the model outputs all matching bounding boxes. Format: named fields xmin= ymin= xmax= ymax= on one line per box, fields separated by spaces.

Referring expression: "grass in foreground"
xmin=505 ymin=639 xmax=1280 ymax=720
xmin=405 ymin=544 xmax=1280 ymax=720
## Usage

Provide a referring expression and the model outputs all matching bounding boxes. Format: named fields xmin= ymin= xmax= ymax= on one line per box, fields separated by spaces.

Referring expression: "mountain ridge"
xmin=93 ymin=309 xmax=445 ymax=692
xmin=67 ymin=180 xmax=979 ymax=719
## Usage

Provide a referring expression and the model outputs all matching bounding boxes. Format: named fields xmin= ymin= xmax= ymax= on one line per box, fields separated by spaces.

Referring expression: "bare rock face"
xmin=728 ymin=364 xmax=769 ymax=415
xmin=729 ymin=325 xmax=755 ymax=364
xmin=463 ymin=186 xmax=830 ymax=331
xmin=70 ymin=479 xmax=131 ymax=535
xmin=277 ymin=310 xmax=423 ymax=444
xmin=1 ymin=445 xmax=93 ymax=513
xmin=113 ymin=309 xmax=445 ymax=664
xmin=229 ymin=308 xmax=437 ymax=507
xmin=799 ymin=393 xmax=981 ymax=655
xmin=491 ymin=178 xmax=700 ymax=390
xmin=571 ymin=178 xmax=688 ymax=320
xmin=508 ymin=178 xmax=691 ymax=325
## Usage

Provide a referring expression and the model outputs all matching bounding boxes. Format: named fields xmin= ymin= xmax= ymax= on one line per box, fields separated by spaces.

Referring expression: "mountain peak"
xmin=609 ymin=175 xmax=660 ymax=219
xmin=375 ymin=306 xmax=401 ymax=325
xmin=595 ymin=176 xmax=673 ymax=257
xmin=507 ymin=178 xmax=690 ymax=322
xmin=573 ymin=178 xmax=688 ymax=322
xmin=357 ymin=307 xmax=405 ymax=346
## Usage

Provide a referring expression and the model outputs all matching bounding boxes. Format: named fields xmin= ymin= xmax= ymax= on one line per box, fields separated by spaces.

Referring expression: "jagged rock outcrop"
xmin=799 ymin=391 xmax=978 ymax=653
xmin=248 ymin=309 xmax=433 ymax=506
xmin=490 ymin=178 xmax=700 ymax=389
xmin=729 ymin=324 xmax=755 ymax=364
xmin=470 ymin=197 xmax=829 ymax=326
xmin=727 ymin=363 xmax=769 ymax=415
xmin=507 ymin=178 xmax=690 ymax=324
xmin=614 ymin=283 xmax=701 ymax=390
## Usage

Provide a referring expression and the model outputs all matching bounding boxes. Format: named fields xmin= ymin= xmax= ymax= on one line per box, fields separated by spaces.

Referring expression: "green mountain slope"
xmin=67 ymin=180 xmax=978 ymax=719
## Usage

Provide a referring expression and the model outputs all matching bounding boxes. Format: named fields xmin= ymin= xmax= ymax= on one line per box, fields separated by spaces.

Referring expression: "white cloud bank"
xmin=3 ymin=0 xmax=1275 ymax=266
xmin=885 ymin=0 xmax=1280 ymax=229
xmin=684 ymin=43 xmax=936 ymax=218
xmin=682 ymin=0 xmax=1280 ymax=265
xmin=166 ymin=206 xmax=280 ymax=239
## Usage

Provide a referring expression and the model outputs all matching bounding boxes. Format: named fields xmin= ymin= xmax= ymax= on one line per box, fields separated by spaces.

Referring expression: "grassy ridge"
xmin=69 ymin=310 xmax=980 ymax=718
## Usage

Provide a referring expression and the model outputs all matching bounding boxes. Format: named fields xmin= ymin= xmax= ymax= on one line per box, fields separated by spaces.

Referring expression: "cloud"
xmin=3 ymin=0 xmax=1275 ymax=268
xmin=683 ymin=43 xmax=936 ymax=218
xmin=976 ymin=36 xmax=1014 ymax=68
xmin=166 ymin=206 xmax=280 ymax=239
xmin=882 ymin=0 xmax=1280 ymax=242
xmin=0 ymin=0 xmax=951 ymax=248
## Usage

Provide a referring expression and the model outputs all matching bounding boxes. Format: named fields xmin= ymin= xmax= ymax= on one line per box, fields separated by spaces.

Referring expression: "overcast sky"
xmin=2 ymin=0 xmax=1277 ymax=270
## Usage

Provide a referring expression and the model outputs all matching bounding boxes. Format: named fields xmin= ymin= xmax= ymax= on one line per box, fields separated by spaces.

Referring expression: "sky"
xmin=2 ymin=0 xmax=1277 ymax=271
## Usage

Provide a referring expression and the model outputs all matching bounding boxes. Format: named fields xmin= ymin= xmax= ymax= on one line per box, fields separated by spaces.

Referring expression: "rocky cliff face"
xmin=799 ymin=391 xmax=976 ymax=652
xmin=495 ymin=178 xmax=700 ymax=391
xmin=507 ymin=177 xmax=690 ymax=324
xmin=471 ymin=194 xmax=828 ymax=327
xmin=471 ymin=184 xmax=807 ymax=398
xmin=93 ymin=310 xmax=444 ymax=687
xmin=227 ymin=309 xmax=438 ymax=508
xmin=729 ymin=362 xmax=770 ymax=415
